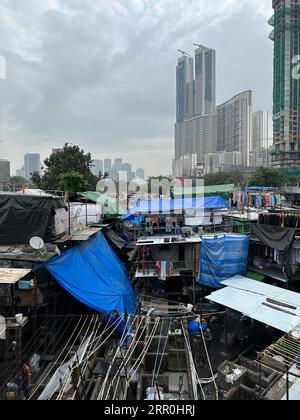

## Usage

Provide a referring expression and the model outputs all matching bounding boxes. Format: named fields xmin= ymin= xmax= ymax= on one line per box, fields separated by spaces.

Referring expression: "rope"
xmin=108 ymin=315 xmax=148 ymax=400
xmin=56 ymin=315 xmax=99 ymax=400
xmin=199 ymin=319 xmax=219 ymax=400
xmin=103 ymin=314 xmax=150 ymax=400
xmin=151 ymin=318 xmax=165 ymax=388
xmin=153 ymin=319 xmax=171 ymax=385
xmin=97 ymin=315 xmax=133 ymax=400
xmin=29 ymin=315 xmax=86 ymax=399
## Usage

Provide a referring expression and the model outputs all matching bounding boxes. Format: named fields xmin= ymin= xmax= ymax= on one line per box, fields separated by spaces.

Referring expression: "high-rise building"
xmin=194 ymin=45 xmax=216 ymax=116
xmin=250 ymin=111 xmax=269 ymax=167
xmin=216 ymin=91 xmax=253 ymax=168
xmin=175 ymin=46 xmax=217 ymax=173
xmin=204 ymin=151 xmax=242 ymax=174
xmin=16 ymin=167 xmax=25 ymax=178
xmin=252 ymin=111 xmax=269 ymax=151
xmin=0 ymin=159 xmax=10 ymax=183
xmin=113 ymin=159 xmax=123 ymax=171
xmin=136 ymin=168 xmax=145 ymax=179
xmin=121 ymin=163 xmax=132 ymax=182
xmin=24 ymin=153 xmax=41 ymax=181
xmin=173 ymin=154 xmax=198 ymax=177
xmin=92 ymin=160 xmax=103 ymax=176
xmin=176 ymin=55 xmax=194 ymax=123
xmin=111 ymin=159 xmax=123 ymax=181
xmin=104 ymin=159 xmax=112 ymax=175
xmin=269 ymin=0 xmax=300 ymax=167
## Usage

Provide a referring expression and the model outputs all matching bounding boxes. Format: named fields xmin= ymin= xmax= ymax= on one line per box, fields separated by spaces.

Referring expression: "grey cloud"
xmin=0 ymin=0 xmax=273 ymax=175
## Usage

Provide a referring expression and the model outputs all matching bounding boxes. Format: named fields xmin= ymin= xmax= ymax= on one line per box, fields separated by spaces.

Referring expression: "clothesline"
xmin=231 ymin=191 xmax=282 ymax=209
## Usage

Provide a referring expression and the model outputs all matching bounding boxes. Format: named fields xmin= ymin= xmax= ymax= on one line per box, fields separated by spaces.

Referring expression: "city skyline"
xmin=0 ymin=1 xmax=273 ymax=176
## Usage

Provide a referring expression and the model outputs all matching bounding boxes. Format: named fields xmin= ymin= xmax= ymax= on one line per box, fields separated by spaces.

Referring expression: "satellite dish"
xmin=29 ymin=236 xmax=45 ymax=251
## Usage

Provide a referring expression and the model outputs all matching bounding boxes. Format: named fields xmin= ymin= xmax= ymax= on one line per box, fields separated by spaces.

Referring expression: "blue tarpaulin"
xmin=122 ymin=196 xmax=228 ymax=223
xmin=42 ymin=232 xmax=137 ymax=316
xmin=199 ymin=235 xmax=250 ymax=289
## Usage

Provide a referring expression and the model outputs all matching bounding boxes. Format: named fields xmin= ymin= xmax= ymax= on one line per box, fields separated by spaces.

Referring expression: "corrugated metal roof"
xmin=71 ymin=227 xmax=102 ymax=241
xmin=282 ymin=379 xmax=300 ymax=401
xmin=206 ymin=275 xmax=300 ymax=334
xmin=0 ymin=269 xmax=31 ymax=284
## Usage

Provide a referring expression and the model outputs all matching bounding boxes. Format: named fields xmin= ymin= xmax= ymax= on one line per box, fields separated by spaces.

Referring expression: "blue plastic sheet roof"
xmin=199 ymin=235 xmax=250 ymax=289
xmin=247 ymin=186 xmax=274 ymax=191
xmin=42 ymin=232 xmax=137 ymax=316
xmin=122 ymin=196 xmax=228 ymax=222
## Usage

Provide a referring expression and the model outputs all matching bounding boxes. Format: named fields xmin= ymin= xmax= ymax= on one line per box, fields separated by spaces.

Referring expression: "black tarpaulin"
xmin=252 ymin=225 xmax=296 ymax=253
xmin=0 ymin=194 xmax=66 ymax=245
xmin=252 ymin=225 xmax=298 ymax=279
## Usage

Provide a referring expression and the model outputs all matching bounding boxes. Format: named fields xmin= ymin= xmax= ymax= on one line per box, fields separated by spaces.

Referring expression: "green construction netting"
xmin=173 ymin=184 xmax=235 ymax=198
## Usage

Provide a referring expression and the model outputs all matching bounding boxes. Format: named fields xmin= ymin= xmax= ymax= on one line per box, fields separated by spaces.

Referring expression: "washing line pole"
xmin=286 ymin=366 xmax=289 ymax=401
xmin=224 ymin=310 xmax=228 ymax=356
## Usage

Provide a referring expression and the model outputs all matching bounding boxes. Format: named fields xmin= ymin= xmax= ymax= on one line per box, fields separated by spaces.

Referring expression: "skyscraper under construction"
xmin=269 ymin=0 xmax=300 ymax=167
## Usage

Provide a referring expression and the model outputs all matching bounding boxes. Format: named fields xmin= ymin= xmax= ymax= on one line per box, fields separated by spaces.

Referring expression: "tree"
xmin=98 ymin=171 xmax=110 ymax=180
xmin=58 ymin=171 xmax=86 ymax=200
xmin=31 ymin=143 xmax=99 ymax=191
xmin=250 ymin=167 xmax=287 ymax=188
xmin=10 ymin=176 xmax=26 ymax=186
xmin=203 ymin=171 xmax=245 ymax=187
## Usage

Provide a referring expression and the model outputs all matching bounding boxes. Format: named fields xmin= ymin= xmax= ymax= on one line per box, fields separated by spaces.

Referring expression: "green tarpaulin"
xmin=173 ymin=184 xmax=235 ymax=199
xmin=247 ymin=271 xmax=265 ymax=282
xmin=77 ymin=192 xmax=126 ymax=217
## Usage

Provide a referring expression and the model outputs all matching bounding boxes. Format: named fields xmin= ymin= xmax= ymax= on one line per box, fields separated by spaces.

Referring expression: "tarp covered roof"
xmin=77 ymin=192 xmax=126 ymax=216
xmin=206 ymin=275 xmax=300 ymax=334
xmin=42 ymin=232 xmax=137 ymax=316
xmin=0 ymin=193 xmax=66 ymax=245
xmin=122 ymin=196 xmax=228 ymax=222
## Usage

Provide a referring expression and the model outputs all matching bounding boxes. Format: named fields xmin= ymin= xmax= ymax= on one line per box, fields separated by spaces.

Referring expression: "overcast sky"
xmin=0 ymin=0 xmax=273 ymax=176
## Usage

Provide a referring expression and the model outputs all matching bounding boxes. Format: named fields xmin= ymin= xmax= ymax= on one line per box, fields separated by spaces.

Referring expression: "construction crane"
xmin=178 ymin=49 xmax=192 ymax=58
xmin=193 ymin=43 xmax=205 ymax=49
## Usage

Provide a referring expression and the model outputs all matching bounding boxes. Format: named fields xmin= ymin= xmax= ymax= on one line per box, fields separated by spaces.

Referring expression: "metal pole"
xmin=85 ymin=200 xmax=88 ymax=227
xmin=193 ymin=275 xmax=196 ymax=306
xmin=286 ymin=366 xmax=289 ymax=401
xmin=68 ymin=200 xmax=71 ymax=236
xmin=224 ymin=310 xmax=228 ymax=355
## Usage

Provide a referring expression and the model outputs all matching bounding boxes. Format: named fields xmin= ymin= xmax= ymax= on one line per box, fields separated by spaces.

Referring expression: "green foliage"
xmin=10 ymin=176 xmax=26 ymax=185
xmin=203 ymin=171 xmax=245 ymax=187
xmin=31 ymin=143 xmax=99 ymax=191
xmin=58 ymin=171 xmax=86 ymax=194
xmin=249 ymin=167 xmax=287 ymax=188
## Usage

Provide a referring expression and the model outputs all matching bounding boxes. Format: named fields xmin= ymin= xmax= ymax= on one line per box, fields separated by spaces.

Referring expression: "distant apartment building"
xmin=252 ymin=111 xmax=269 ymax=151
xmin=216 ymin=91 xmax=253 ymax=169
xmin=24 ymin=153 xmax=41 ymax=181
xmin=104 ymin=159 xmax=112 ymax=175
xmin=269 ymin=0 xmax=300 ymax=167
xmin=16 ymin=167 xmax=25 ymax=178
xmin=173 ymin=154 xmax=198 ymax=177
xmin=250 ymin=110 xmax=269 ymax=167
xmin=0 ymin=159 xmax=10 ymax=183
xmin=136 ymin=168 xmax=145 ymax=180
xmin=204 ymin=151 xmax=242 ymax=174
xmin=175 ymin=46 xmax=217 ymax=174
xmin=250 ymin=148 xmax=270 ymax=168
xmin=92 ymin=160 xmax=103 ymax=177
xmin=121 ymin=163 xmax=133 ymax=182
